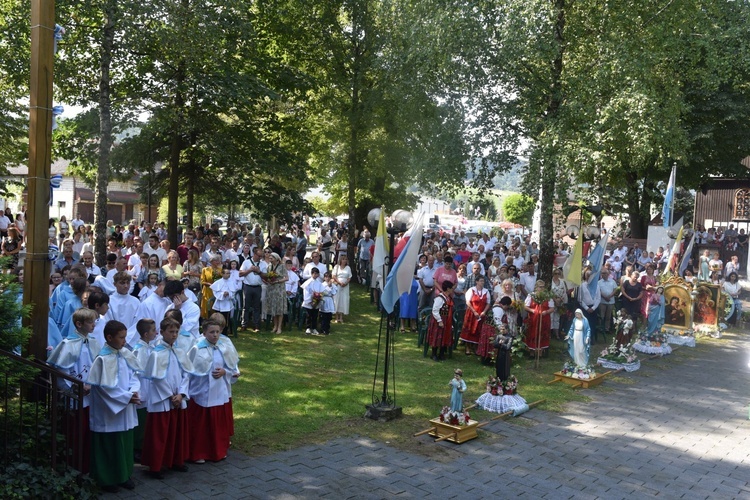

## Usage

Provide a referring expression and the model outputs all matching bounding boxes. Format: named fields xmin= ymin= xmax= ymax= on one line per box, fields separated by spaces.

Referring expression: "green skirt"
xmin=90 ymin=429 xmax=134 ymax=487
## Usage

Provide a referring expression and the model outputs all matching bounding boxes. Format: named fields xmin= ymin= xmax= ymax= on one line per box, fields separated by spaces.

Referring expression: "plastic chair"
xmin=229 ymin=291 xmax=243 ymax=337
xmin=417 ymin=306 xmax=432 ymax=350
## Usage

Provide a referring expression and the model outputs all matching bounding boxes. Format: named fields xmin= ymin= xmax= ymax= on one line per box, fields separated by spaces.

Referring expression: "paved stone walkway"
xmin=108 ymin=331 xmax=750 ymax=499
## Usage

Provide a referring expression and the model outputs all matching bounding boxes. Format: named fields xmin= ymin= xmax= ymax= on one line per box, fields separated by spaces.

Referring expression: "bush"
xmin=0 ymin=462 xmax=97 ymax=500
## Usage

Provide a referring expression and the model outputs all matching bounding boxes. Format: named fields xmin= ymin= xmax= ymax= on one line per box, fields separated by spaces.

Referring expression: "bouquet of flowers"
xmin=599 ymin=340 xmax=638 ymax=364
xmin=439 ymin=406 xmax=470 ymax=426
xmin=485 ymin=376 xmax=500 ymax=395
xmin=264 ymin=270 xmax=279 ymax=283
xmin=501 ymin=375 xmax=519 ymax=395
xmin=530 ymin=290 xmax=555 ymax=304
xmin=561 ymin=362 xmax=596 ymax=380
xmin=511 ymin=299 xmax=524 ymax=313
xmin=311 ymin=291 xmax=322 ymax=308
xmin=639 ymin=331 xmax=667 ymax=347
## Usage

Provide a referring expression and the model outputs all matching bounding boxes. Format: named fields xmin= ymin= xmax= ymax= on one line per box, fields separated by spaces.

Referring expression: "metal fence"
xmin=0 ymin=349 xmax=85 ymax=472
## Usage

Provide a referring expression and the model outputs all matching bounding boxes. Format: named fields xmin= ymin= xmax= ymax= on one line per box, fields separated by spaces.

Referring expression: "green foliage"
xmin=0 ymin=259 xmax=30 ymax=352
xmin=0 ymin=462 xmax=97 ymax=500
xmin=502 ymin=193 xmax=535 ymax=227
xmin=0 ymin=0 xmax=30 ymax=194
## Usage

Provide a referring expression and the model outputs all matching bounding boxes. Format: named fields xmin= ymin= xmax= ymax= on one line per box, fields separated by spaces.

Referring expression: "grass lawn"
xmin=230 ymin=285 xmax=591 ymax=457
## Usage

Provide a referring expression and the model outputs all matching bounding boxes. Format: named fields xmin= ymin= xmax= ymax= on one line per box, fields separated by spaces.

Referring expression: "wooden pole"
xmin=25 ymin=0 xmax=55 ymax=360
xmin=434 ymin=432 xmax=457 ymax=443
xmin=413 ymin=427 xmax=437 ymax=437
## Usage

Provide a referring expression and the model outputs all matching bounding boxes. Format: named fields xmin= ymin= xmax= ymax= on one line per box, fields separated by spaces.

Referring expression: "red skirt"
xmin=188 ymin=402 xmax=231 ymax=462
xmin=459 ymin=310 xmax=482 ymax=344
xmin=227 ymin=398 xmax=234 ymax=437
xmin=476 ymin=322 xmax=497 ymax=357
xmin=142 ymin=408 xmax=190 ymax=471
xmin=427 ymin=317 xmax=453 ymax=347
xmin=525 ymin=312 xmax=551 ymax=350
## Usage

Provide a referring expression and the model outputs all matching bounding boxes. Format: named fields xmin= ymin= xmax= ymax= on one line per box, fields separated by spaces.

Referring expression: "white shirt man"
xmin=142 ymin=235 xmax=168 ymax=265
xmin=71 ymin=215 xmax=85 ymax=232
xmin=611 ymin=243 xmax=628 ymax=263
xmin=81 ymin=251 xmax=102 ymax=282
xmin=302 ymin=253 xmax=327 ymax=281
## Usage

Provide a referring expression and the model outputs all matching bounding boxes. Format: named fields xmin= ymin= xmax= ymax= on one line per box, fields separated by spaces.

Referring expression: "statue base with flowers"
xmin=633 ymin=331 xmax=672 ymax=356
xmin=551 ymin=363 xmax=609 ymax=389
xmin=427 ymin=406 xmax=479 ymax=444
xmin=475 ymin=375 xmax=528 ymax=414
xmin=596 ymin=340 xmax=641 ymax=372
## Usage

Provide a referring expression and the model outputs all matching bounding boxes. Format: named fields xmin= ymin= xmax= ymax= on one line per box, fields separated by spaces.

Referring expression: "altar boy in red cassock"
xmin=187 ymin=320 xmax=240 ymax=463
xmin=141 ymin=317 xmax=194 ymax=478
xmin=86 ymin=320 xmax=141 ymax=492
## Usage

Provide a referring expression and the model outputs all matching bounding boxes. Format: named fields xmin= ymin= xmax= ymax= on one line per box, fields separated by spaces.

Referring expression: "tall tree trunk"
xmin=167 ymin=48 xmax=186 ymax=246
xmin=347 ymin=8 xmax=363 ymax=280
xmin=167 ymin=117 xmax=182 ymax=246
xmin=185 ymin=129 xmax=197 ymax=229
xmin=625 ymin=170 xmax=652 ymax=239
xmin=537 ymin=0 xmax=566 ymax=287
xmin=94 ymin=0 xmax=116 ymax=267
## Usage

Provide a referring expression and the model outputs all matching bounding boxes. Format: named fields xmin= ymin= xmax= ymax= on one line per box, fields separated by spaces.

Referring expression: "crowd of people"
xmin=404 ymin=224 xmax=745 ymax=372
xmin=2 ymin=207 xmax=747 ymax=491
xmin=5 ymin=214 xmax=364 ymax=493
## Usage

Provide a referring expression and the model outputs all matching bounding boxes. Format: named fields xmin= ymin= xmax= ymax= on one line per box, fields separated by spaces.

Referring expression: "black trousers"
xmin=243 ymin=284 xmax=262 ymax=328
xmin=319 ymin=312 xmax=332 ymax=334
xmin=304 ymin=307 xmax=319 ymax=330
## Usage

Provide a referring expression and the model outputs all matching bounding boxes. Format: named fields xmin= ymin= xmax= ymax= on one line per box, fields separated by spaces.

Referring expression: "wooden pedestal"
xmin=550 ymin=371 xmax=610 ymax=389
xmin=428 ymin=418 xmax=479 ymax=444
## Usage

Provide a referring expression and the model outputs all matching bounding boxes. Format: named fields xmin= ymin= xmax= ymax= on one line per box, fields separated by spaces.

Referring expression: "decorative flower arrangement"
xmin=511 ymin=300 xmax=524 ymax=313
xmin=693 ymin=323 xmax=724 ymax=338
xmin=438 ymin=406 xmax=470 ymax=426
xmin=311 ymin=291 xmax=322 ymax=308
xmin=501 ymin=375 xmax=519 ymax=395
xmin=662 ymin=326 xmax=694 ymax=337
xmin=561 ymin=362 xmax=596 ymax=379
xmin=599 ymin=340 xmax=638 ymax=364
xmin=486 ymin=376 xmax=500 ymax=396
xmin=722 ymin=291 xmax=733 ymax=321
xmin=638 ymin=331 xmax=667 ymax=347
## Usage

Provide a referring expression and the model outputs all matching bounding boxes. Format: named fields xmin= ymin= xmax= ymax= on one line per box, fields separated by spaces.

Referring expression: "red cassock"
xmin=525 ymin=298 xmax=551 ymax=351
xmin=142 ymin=408 xmax=190 ymax=471
xmin=188 ymin=402 xmax=232 ymax=462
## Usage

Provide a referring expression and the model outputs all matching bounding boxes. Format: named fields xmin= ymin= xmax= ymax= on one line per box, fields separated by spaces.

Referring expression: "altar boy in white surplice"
xmin=86 ymin=320 xmax=141 ymax=492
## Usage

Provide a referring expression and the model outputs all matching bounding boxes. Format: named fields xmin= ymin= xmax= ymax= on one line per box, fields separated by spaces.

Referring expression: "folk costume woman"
xmin=567 ymin=309 xmax=592 ymax=367
xmin=428 ymin=280 xmax=455 ymax=362
xmin=524 ymin=281 xmax=554 ymax=355
xmin=459 ymin=276 xmax=491 ymax=356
